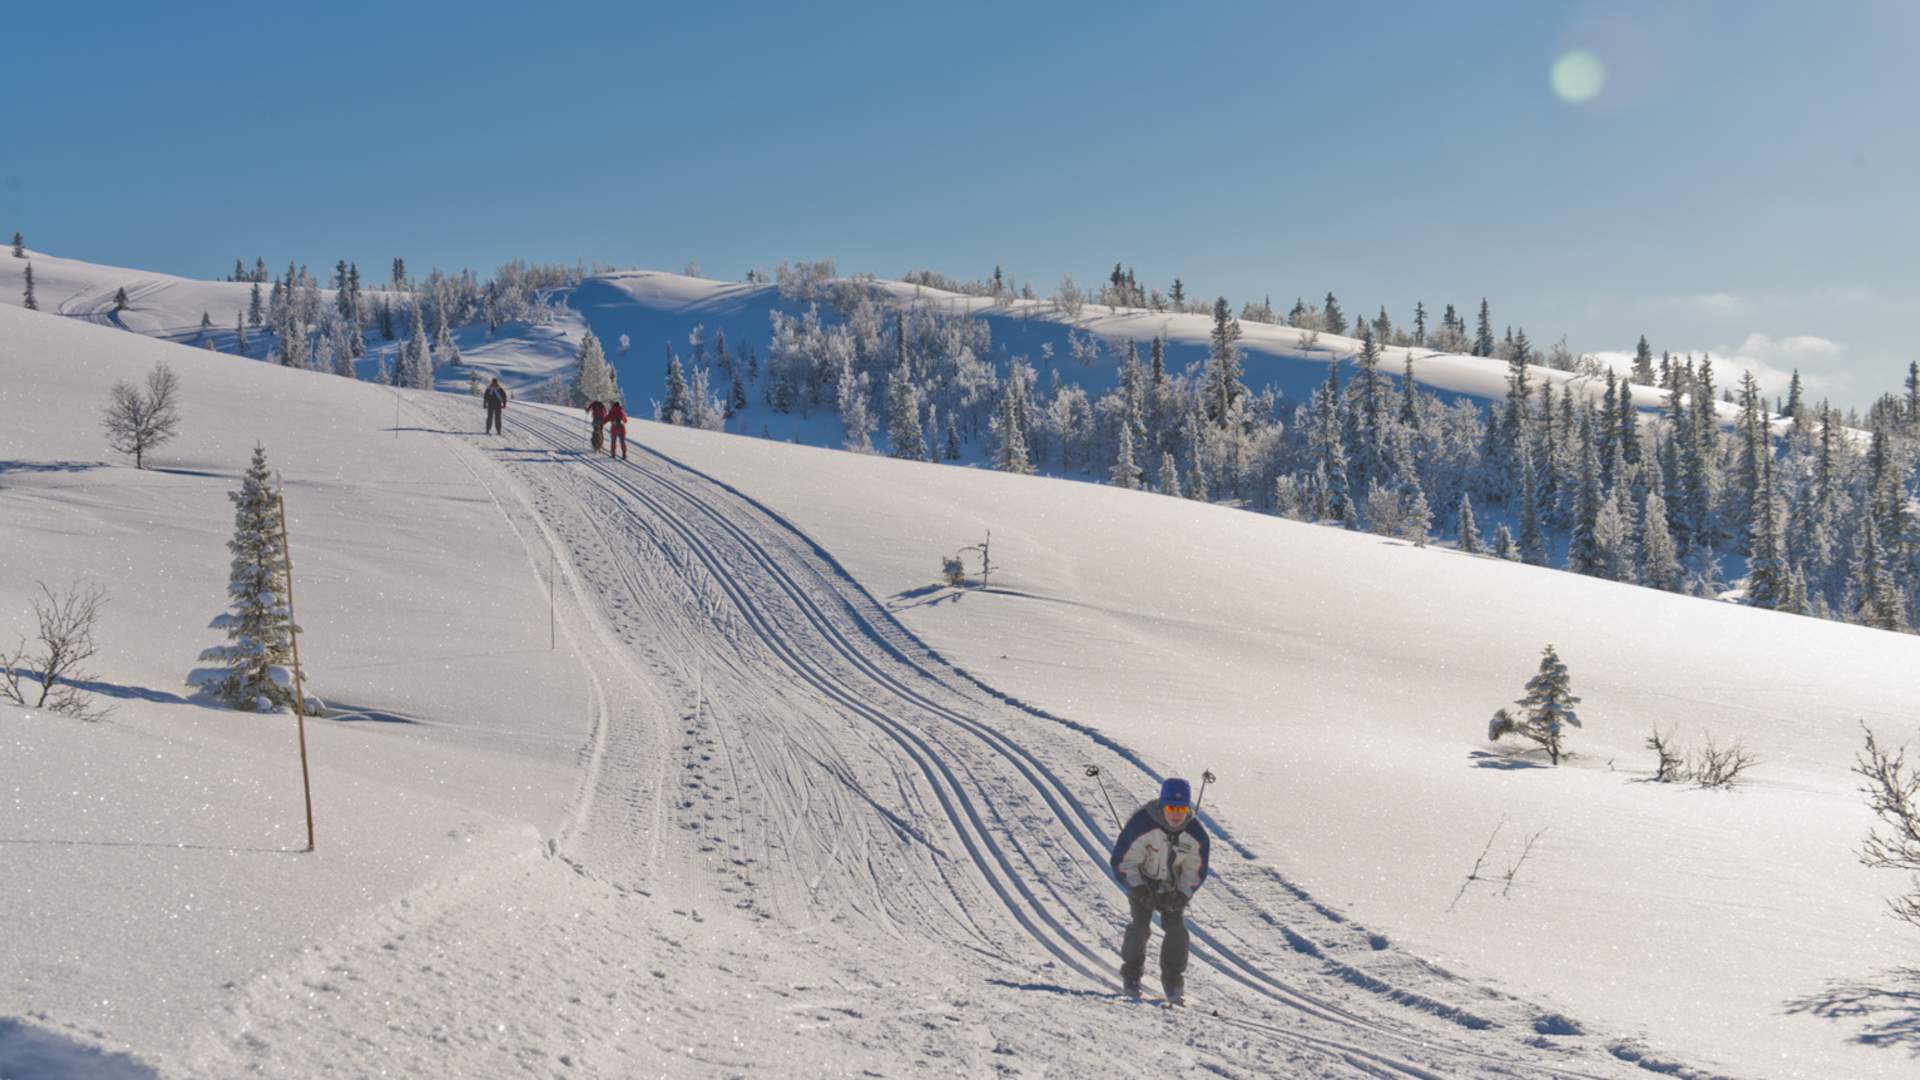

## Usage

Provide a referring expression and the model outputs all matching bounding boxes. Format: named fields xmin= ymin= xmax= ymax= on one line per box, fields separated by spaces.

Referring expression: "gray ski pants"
xmin=1120 ymin=887 xmax=1189 ymax=986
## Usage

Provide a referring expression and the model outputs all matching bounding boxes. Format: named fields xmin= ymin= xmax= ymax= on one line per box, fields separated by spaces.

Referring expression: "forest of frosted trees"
xmin=202 ymin=250 xmax=1920 ymax=637
xmin=647 ymin=267 xmax=1920 ymax=637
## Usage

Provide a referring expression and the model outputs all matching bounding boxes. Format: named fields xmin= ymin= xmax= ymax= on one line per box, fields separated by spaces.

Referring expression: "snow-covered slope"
xmin=566 ymin=417 xmax=1920 ymax=1080
xmin=4 ymin=264 xmax=1908 ymax=1079
xmin=0 ymin=305 xmax=592 ymax=1072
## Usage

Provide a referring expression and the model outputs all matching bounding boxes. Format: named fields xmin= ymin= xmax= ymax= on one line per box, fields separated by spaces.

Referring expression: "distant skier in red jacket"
xmin=586 ymin=399 xmax=607 ymax=451
xmin=605 ymin=401 xmax=628 ymax=460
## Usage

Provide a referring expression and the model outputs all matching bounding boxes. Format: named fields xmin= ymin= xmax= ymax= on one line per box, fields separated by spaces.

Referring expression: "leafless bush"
xmin=1855 ymin=724 xmax=1920 ymax=927
xmin=1 ymin=581 xmax=113 ymax=720
xmin=1690 ymin=733 xmax=1759 ymax=789
xmin=1645 ymin=726 xmax=1685 ymax=782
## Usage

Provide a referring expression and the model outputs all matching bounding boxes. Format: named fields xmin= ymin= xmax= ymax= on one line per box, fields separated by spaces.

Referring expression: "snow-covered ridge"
xmin=3 ymin=248 xmax=1744 ymax=429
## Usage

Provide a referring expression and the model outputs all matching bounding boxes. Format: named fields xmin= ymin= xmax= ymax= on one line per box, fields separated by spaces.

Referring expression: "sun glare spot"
xmin=1551 ymin=50 xmax=1606 ymax=104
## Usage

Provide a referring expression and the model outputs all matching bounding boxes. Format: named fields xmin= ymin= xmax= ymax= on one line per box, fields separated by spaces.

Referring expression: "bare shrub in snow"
xmin=101 ymin=362 xmax=182 ymax=469
xmin=0 ymin=581 xmax=112 ymax=720
xmin=1646 ymin=726 xmax=1685 ymax=782
xmin=1854 ymin=724 xmax=1920 ymax=927
xmin=1690 ymin=734 xmax=1758 ymax=789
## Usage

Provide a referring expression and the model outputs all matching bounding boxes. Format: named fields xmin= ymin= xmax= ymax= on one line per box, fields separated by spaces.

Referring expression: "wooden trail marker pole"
xmin=276 ymin=478 xmax=316 ymax=853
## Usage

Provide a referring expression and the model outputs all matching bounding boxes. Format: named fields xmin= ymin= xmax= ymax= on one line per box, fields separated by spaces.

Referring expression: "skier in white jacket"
xmin=1107 ymin=777 xmax=1211 ymax=1003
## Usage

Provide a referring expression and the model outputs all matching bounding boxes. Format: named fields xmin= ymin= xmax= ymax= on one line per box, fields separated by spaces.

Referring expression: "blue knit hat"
xmin=1159 ymin=777 xmax=1191 ymax=807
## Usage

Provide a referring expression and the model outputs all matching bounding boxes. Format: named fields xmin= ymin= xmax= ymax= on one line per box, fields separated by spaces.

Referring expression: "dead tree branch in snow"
xmin=1450 ymin=816 xmax=1547 ymax=911
xmin=1646 ymin=726 xmax=1685 ymax=782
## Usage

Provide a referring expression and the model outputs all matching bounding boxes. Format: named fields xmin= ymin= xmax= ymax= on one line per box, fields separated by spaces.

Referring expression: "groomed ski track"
xmin=186 ymin=397 xmax=1730 ymax=1079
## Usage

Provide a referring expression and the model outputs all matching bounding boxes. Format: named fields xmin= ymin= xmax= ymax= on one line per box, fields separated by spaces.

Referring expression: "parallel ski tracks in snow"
xmin=469 ymin=405 xmax=1694 ymax=1080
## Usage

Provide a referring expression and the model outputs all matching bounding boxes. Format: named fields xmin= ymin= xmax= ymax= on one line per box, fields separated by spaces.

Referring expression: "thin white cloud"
xmin=1588 ymin=333 xmax=1852 ymax=401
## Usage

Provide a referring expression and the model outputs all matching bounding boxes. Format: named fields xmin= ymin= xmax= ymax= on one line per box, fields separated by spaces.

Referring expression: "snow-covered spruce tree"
xmin=573 ymin=330 xmax=614 ymax=405
xmin=248 ymin=280 xmax=264 ymax=327
xmin=193 ymin=446 xmax=309 ymax=713
xmin=1517 ymin=440 xmax=1548 ymax=565
xmin=1641 ymin=476 xmax=1682 ymax=591
xmin=22 ymin=262 xmax=36 ymax=310
xmin=1159 ymin=451 xmax=1182 ymax=497
xmin=991 ymin=383 xmax=1032 ymax=474
xmin=1473 ymin=299 xmax=1495 ymax=358
xmin=944 ymin=413 xmax=961 ymax=461
xmin=685 ymin=365 xmax=726 ymax=432
xmin=1488 ymin=644 xmax=1582 ymax=765
xmin=1458 ymin=493 xmax=1481 ymax=554
xmin=836 ymin=356 xmax=873 ymax=452
xmin=234 ymin=311 xmax=247 ymax=356
xmin=402 ymin=302 xmax=434 ymax=388
xmin=1110 ymin=420 xmax=1142 ymax=489
xmin=1322 ymin=291 xmax=1346 ymax=336
xmin=1851 ymin=516 xmax=1911 ymax=632
xmin=10 ymin=230 xmax=21 ymax=258
xmin=1746 ymin=456 xmax=1789 ymax=609
xmin=1492 ymin=523 xmax=1518 ymax=561
xmin=101 ymin=362 xmax=182 ymax=469
xmin=661 ymin=353 xmax=690 ymax=426
xmin=1203 ymin=298 xmax=1245 ymax=427
xmin=886 ymin=368 xmax=926 ymax=460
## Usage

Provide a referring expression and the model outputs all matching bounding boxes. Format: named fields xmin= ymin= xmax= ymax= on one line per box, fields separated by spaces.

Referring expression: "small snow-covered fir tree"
xmin=1110 ymin=420 xmax=1142 ymax=489
xmin=1491 ymin=523 xmax=1517 ymax=561
xmin=836 ymin=356 xmax=873 ymax=452
xmin=1640 ymin=486 xmax=1682 ymax=592
xmin=1457 ymin=494 xmax=1481 ymax=554
xmin=886 ymin=368 xmax=926 ymax=460
xmin=192 ymin=446 xmax=308 ymax=713
xmin=9 ymin=230 xmax=21 ymax=258
xmin=991 ymin=386 xmax=1032 ymax=474
xmin=573 ymin=330 xmax=614 ymax=406
xmin=944 ymin=412 xmax=961 ymax=461
xmin=402 ymin=303 xmax=434 ymax=388
xmin=661 ymin=354 xmax=690 ymax=426
xmin=1489 ymin=644 xmax=1582 ymax=765
xmin=22 ymin=262 xmax=36 ymax=310
xmin=1158 ymin=451 xmax=1182 ymax=498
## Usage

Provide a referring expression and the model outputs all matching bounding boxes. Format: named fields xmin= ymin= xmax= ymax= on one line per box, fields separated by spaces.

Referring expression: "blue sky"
xmin=6 ymin=1 xmax=1915 ymax=407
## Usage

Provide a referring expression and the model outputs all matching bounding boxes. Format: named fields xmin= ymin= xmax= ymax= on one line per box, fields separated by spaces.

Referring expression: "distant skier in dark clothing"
xmin=587 ymin=399 xmax=607 ymax=451
xmin=605 ymin=400 xmax=628 ymax=460
xmin=1109 ymin=777 xmax=1211 ymax=1004
xmin=483 ymin=378 xmax=508 ymax=435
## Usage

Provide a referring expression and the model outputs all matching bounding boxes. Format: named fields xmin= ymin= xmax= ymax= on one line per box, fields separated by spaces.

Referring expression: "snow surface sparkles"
xmin=1 ymin=271 xmax=1916 ymax=1078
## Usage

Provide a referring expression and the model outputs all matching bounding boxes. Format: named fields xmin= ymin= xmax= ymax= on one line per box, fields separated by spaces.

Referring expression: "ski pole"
xmin=1193 ymin=768 xmax=1216 ymax=817
xmin=1084 ymin=765 xmax=1123 ymax=830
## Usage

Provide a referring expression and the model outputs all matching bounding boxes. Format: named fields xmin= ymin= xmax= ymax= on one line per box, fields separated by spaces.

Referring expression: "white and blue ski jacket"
xmin=1108 ymin=801 xmax=1211 ymax=896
